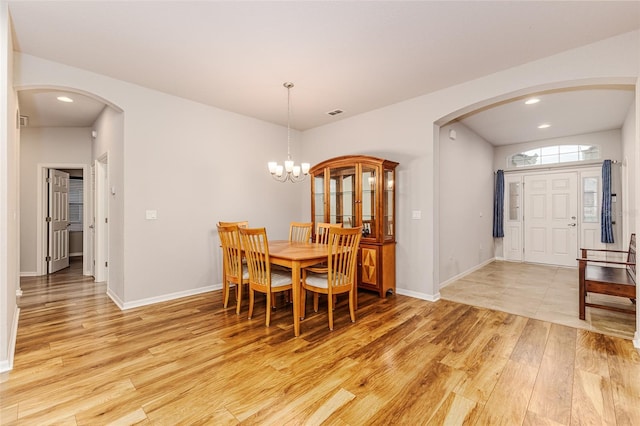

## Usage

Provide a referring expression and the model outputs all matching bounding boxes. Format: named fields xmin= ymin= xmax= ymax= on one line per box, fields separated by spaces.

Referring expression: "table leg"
xmin=292 ymin=261 xmax=300 ymax=337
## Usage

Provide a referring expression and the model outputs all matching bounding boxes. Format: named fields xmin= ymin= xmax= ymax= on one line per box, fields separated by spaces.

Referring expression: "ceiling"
xmin=9 ymin=1 xmax=640 ymax=145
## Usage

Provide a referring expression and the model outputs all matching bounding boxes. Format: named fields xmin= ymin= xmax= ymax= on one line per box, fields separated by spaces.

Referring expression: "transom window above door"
xmin=508 ymin=145 xmax=599 ymax=168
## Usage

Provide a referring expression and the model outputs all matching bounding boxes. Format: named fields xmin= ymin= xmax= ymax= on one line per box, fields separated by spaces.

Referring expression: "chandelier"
xmin=268 ymin=82 xmax=310 ymax=183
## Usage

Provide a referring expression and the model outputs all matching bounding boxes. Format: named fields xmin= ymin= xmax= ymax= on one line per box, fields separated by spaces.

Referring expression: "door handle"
xmin=568 ymin=223 xmax=577 ymax=227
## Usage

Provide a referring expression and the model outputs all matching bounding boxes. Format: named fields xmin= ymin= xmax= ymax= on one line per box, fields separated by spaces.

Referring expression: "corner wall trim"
xmin=0 ymin=307 xmax=20 ymax=373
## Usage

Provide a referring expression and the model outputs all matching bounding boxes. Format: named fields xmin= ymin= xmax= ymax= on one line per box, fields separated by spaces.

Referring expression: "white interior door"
xmin=524 ymin=172 xmax=578 ymax=267
xmin=48 ymin=169 xmax=70 ymax=273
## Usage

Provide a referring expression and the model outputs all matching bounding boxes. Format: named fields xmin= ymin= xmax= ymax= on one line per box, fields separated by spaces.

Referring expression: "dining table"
xmin=268 ymin=240 xmax=329 ymax=337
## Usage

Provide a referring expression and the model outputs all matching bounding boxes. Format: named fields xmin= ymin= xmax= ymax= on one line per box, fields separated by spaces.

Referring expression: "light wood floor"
xmin=440 ymin=261 xmax=637 ymax=340
xmin=2 ymin=258 xmax=640 ymax=425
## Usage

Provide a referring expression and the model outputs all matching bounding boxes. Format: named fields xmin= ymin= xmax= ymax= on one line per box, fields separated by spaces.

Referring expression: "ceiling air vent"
xmin=326 ymin=109 xmax=344 ymax=116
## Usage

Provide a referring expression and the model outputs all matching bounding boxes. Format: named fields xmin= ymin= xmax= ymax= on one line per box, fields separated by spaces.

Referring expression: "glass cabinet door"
xmin=329 ymin=166 xmax=356 ymax=227
xmin=313 ymin=171 xmax=325 ymax=225
xmin=383 ymin=168 xmax=394 ymax=240
xmin=361 ymin=165 xmax=377 ymax=239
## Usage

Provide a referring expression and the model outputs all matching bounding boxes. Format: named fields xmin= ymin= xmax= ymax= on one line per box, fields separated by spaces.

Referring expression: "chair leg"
xmin=349 ymin=289 xmax=356 ymax=323
xmin=266 ymin=292 xmax=272 ymax=327
xmin=235 ymin=283 xmax=242 ymax=315
xmin=223 ymin=281 xmax=230 ymax=308
xmin=328 ymin=291 xmax=334 ymax=331
xmin=248 ymin=288 xmax=255 ymax=319
xmin=313 ymin=293 xmax=319 ymax=312
xmin=301 ymin=288 xmax=307 ymax=319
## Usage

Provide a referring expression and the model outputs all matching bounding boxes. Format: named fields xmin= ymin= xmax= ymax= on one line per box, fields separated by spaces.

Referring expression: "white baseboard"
xmin=396 ymin=288 xmax=441 ymax=302
xmin=108 ymin=284 xmax=223 ymax=311
xmin=70 ymin=253 xmax=83 ymax=257
xmin=0 ymin=307 xmax=20 ymax=373
xmin=20 ymin=271 xmax=38 ymax=277
xmin=439 ymin=257 xmax=496 ymax=289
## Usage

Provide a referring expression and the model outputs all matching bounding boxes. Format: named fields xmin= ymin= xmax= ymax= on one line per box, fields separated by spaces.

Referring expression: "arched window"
xmin=508 ymin=145 xmax=599 ymax=168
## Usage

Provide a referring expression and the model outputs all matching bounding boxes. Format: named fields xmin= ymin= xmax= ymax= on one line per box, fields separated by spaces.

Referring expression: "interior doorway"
xmin=36 ymin=163 xmax=92 ymax=276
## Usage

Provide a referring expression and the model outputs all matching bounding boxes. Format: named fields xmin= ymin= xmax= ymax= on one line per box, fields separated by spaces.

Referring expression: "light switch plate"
xmin=412 ymin=210 xmax=422 ymax=220
xmin=146 ymin=210 xmax=157 ymax=220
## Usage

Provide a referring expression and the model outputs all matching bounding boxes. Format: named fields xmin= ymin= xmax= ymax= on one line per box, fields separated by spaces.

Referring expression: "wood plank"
xmin=475 ymin=359 xmax=539 ymax=425
xmin=528 ymin=324 xmax=577 ymax=424
xmin=605 ymin=336 xmax=640 ymax=424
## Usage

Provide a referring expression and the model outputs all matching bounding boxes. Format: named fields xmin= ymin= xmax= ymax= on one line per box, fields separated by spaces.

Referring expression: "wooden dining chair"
xmin=217 ymin=224 xmax=249 ymax=314
xmin=239 ymin=227 xmax=293 ymax=326
xmin=289 ymin=222 xmax=313 ymax=243
xmin=301 ymin=226 xmax=362 ymax=330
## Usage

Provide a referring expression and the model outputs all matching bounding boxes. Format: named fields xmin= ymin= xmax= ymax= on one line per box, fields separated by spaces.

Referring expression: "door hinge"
xmin=46 ymin=217 xmax=52 ymax=222
xmin=46 ymin=177 xmax=51 ymax=183
xmin=105 ymin=262 xmax=108 ymax=267
xmin=105 ymin=218 xmax=108 ymax=224
xmin=46 ymin=256 xmax=51 ymax=261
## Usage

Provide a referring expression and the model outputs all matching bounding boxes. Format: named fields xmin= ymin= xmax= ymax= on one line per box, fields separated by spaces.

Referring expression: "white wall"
xmin=19 ymin=127 xmax=92 ymax=274
xmin=92 ymin=103 xmax=125 ymax=302
xmin=0 ymin=0 xmax=20 ymax=372
xmin=14 ymin=53 xmax=306 ymax=307
xmin=438 ymin=123 xmax=495 ymax=285
xmin=303 ymin=30 xmax=639 ymax=300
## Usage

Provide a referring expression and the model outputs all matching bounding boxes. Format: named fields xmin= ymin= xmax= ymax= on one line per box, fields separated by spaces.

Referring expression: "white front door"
xmin=48 ymin=169 xmax=70 ymax=273
xmin=524 ymin=172 xmax=578 ymax=267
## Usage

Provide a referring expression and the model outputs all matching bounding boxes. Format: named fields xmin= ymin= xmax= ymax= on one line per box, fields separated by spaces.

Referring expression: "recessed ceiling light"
xmin=57 ymin=96 xmax=74 ymax=103
xmin=538 ymin=123 xmax=551 ymax=129
xmin=525 ymin=98 xmax=540 ymax=105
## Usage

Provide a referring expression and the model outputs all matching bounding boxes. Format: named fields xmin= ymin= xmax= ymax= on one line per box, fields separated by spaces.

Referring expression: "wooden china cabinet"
xmin=309 ymin=155 xmax=399 ymax=297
